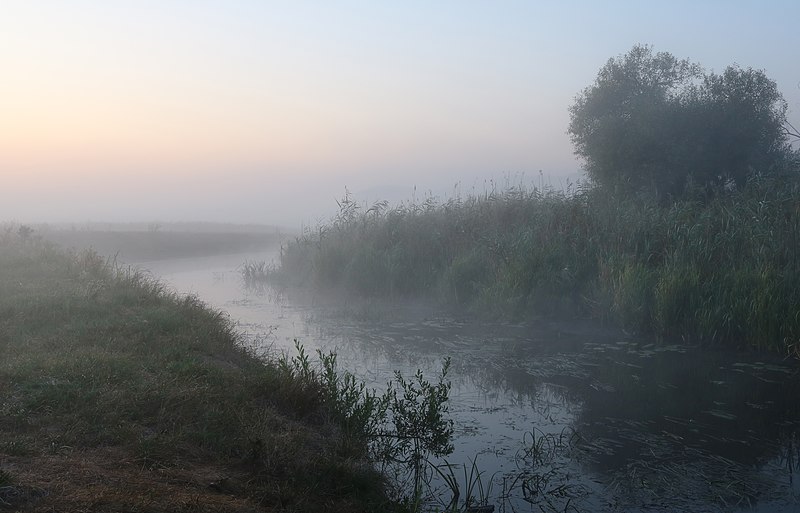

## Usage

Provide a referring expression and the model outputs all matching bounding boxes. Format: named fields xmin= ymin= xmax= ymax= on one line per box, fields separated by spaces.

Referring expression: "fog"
xmin=2 ymin=160 xmax=581 ymax=230
xmin=2 ymin=2 xmax=798 ymax=229
xmin=5 ymin=4 xmax=800 ymax=510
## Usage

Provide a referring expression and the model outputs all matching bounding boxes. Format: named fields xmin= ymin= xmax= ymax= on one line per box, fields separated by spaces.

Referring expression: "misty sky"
xmin=2 ymin=1 xmax=799 ymax=228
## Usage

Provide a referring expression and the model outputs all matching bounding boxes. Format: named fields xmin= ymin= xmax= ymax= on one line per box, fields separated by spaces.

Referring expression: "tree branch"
xmin=785 ymin=120 xmax=800 ymax=141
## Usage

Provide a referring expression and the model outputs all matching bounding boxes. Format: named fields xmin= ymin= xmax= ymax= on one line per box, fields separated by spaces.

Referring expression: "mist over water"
xmin=140 ymin=250 xmax=800 ymax=512
xmin=4 ymin=3 xmax=800 ymax=511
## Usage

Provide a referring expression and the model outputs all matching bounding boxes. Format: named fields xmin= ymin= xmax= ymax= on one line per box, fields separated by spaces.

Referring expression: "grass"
xmin=0 ymin=226 xmax=393 ymax=512
xmin=254 ymin=174 xmax=800 ymax=354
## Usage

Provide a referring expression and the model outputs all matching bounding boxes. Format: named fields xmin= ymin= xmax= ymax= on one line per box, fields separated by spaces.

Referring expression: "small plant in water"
xmin=278 ymin=342 xmax=455 ymax=509
xmin=431 ymin=456 xmax=496 ymax=512
xmin=379 ymin=358 xmax=454 ymax=508
xmin=511 ymin=427 xmax=587 ymax=512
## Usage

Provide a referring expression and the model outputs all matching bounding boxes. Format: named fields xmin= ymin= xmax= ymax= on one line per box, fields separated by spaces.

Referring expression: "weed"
xmin=277 ymin=342 xmax=455 ymax=508
xmin=381 ymin=358 xmax=454 ymax=505
xmin=431 ymin=456 xmax=496 ymax=512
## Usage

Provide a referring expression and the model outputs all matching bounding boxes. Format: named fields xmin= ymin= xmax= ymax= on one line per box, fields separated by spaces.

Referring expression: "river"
xmin=139 ymin=249 xmax=800 ymax=512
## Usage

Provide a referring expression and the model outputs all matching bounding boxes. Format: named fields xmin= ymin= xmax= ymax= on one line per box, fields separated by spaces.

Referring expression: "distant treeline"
xmin=39 ymin=227 xmax=285 ymax=263
xmin=265 ymin=176 xmax=800 ymax=354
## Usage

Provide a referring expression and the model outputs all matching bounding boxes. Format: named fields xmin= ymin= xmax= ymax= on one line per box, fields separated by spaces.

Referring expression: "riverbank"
xmin=0 ymin=228 xmax=390 ymax=512
xmin=260 ymin=176 xmax=800 ymax=354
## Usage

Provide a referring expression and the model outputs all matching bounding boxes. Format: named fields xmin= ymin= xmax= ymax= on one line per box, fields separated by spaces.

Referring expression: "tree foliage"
xmin=569 ymin=44 xmax=793 ymax=198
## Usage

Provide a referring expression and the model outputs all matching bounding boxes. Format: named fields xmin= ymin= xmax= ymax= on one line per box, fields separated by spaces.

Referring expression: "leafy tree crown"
xmin=569 ymin=44 xmax=792 ymax=199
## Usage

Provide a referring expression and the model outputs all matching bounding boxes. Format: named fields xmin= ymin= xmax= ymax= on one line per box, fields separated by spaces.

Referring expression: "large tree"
xmin=568 ymin=45 xmax=793 ymax=198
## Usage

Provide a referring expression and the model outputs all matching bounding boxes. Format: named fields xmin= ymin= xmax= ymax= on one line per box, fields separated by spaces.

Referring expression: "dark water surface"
xmin=141 ymin=251 xmax=800 ymax=512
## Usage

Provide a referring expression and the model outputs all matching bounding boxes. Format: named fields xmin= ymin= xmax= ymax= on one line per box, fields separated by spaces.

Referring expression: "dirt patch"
xmin=3 ymin=448 xmax=264 ymax=512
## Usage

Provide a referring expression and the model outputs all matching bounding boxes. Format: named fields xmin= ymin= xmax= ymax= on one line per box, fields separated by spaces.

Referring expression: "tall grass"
xmin=260 ymin=176 xmax=800 ymax=353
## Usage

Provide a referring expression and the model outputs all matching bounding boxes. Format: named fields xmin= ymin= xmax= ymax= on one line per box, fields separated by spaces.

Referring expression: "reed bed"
xmin=259 ymin=175 xmax=800 ymax=353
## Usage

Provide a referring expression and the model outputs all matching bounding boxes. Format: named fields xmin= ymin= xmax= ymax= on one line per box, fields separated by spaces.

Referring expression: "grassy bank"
xmin=0 ymin=228 xmax=390 ymax=512
xmin=261 ymin=176 xmax=800 ymax=354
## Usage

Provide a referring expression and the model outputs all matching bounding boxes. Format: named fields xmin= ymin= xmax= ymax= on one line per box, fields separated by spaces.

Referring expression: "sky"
xmin=2 ymin=1 xmax=799 ymax=228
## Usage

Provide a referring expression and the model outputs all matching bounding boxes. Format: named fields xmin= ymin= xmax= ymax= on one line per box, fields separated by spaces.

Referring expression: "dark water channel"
xmin=141 ymin=251 xmax=800 ymax=512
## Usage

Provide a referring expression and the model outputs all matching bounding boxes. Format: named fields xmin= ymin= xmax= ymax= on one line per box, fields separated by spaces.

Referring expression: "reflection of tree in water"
xmin=284 ymin=305 xmax=800 ymax=510
xmin=409 ymin=331 xmax=800 ymax=510
xmin=571 ymin=343 xmax=800 ymax=510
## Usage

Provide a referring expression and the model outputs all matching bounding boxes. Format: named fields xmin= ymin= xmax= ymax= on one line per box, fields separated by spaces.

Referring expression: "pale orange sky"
xmin=2 ymin=1 xmax=798 ymax=226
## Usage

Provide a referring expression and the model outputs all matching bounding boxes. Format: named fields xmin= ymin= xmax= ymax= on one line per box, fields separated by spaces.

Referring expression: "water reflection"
xmin=143 ymin=252 xmax=800 ymax=512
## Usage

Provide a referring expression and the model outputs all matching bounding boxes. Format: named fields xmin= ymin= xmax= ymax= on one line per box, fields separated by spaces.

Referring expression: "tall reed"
xmin=263 ymin=175 xmax=800 ymax=353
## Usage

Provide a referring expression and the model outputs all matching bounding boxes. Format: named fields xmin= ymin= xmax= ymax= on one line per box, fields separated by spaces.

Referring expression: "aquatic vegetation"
xmin=278 ymin=341 xmax=455 ymax=509
xmin=249 ymin=174 xmax=800 ymax=353
xmin=430 ymin=457 xmax=496 ymax=512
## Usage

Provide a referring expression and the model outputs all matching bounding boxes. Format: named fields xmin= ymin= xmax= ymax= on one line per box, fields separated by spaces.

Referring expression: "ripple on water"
xmin=148 ymin=255 xmax=800 ymax=512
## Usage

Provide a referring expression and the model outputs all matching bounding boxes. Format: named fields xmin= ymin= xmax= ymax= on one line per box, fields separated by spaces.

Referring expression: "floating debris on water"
xmin=704 ymin=409 xmax=738 ymax=421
